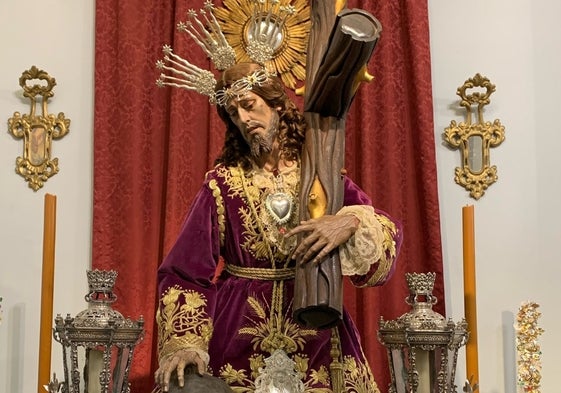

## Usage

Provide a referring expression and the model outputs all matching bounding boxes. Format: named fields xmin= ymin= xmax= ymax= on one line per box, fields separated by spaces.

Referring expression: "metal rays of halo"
xmin=213 ymin=0 xmax=310 ymax=90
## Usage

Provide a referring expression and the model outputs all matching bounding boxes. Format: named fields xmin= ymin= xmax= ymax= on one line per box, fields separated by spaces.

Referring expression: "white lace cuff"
xmin=337 ymin=205 xmax=384 ymax=276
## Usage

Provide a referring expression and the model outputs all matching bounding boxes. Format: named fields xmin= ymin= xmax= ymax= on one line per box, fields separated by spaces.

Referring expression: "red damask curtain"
xmin=93 ymin=1 xmax=443 ymax=392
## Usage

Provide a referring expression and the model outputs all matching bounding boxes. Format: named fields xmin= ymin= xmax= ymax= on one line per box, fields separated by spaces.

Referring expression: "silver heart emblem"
xmin=265 ymin=192 xmax=293 ymax=224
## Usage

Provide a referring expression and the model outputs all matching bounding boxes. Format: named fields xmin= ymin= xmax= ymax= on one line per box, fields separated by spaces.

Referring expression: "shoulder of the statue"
xmin=203 ymin=163 xmax=245 ymax=190
xmin=203 ymin=164 xmax=226 ymax=183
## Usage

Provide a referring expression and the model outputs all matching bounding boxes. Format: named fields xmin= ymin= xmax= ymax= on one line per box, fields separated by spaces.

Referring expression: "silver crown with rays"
xmin=155 ymin=0 xmax=296 ymax=105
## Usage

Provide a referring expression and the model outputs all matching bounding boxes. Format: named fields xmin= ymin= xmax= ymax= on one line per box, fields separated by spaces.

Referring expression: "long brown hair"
xmin=214 ymin=63 xmax=306 ymax=170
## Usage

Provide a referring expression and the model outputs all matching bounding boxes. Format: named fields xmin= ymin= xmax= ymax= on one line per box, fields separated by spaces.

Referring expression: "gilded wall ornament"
xmin=8 ymin=66 xmax=70 ymax=191
xmin=443 ymin=74 xmax=506 ymax=200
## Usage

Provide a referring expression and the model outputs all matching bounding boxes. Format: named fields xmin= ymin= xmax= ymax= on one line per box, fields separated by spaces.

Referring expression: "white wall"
xmin=429 ymin=1 xmax=561 ymax=392
xmin=1 ymin=1 xmax=559 ymax=393
xmin=0 ymin=1 xmax=94 ymax=393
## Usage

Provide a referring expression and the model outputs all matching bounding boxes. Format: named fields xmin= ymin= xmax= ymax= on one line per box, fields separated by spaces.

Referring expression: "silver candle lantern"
xmin=378 ymin=272 xmax=468 ymax=393
xmin=51 ymin=270 xmax=144 ymax=393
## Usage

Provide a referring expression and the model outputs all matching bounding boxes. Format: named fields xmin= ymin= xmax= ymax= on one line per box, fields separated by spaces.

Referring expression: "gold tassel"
xmin=329 ymin=328 xmax=344 ymax=393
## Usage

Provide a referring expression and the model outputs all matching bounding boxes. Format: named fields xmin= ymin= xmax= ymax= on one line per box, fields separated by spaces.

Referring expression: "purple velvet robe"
xmin=157 ymin=163 xmax=401 ymax=392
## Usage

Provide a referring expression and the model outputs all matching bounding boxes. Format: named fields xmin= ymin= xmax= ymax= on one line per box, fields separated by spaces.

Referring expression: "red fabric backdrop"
xmin=93 ymin=1 xmax=443 ymax=392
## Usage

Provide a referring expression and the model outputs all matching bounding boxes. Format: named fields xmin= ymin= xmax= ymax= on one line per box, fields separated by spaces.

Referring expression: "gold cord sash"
xmin=224 ymin=264 xmax=295 ymax=280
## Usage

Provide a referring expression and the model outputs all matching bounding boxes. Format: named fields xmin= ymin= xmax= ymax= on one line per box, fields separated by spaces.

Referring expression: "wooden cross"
xmin=293 ymin=0 xmax=382 ymax=329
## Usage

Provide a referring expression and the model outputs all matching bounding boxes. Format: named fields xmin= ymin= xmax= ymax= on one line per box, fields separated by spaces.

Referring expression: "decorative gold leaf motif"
xmin=156 ymin=286 xmax=213 ymax=359
xmin=218 ymin=165 xmax=299 ymax=262
xmin=247 ymin=296 xmax=267 ymax=319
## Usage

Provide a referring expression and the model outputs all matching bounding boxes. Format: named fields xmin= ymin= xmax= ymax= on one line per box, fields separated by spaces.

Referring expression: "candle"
xmin=416 ymin=349 xmax=432 ymax=393
xmin=38 ymin=193 xmax=57 ymax=393
xmin=462 ymin=205 xmax=479 ymax=386
xmin=87 ymin=349 xmax=104 ymax=393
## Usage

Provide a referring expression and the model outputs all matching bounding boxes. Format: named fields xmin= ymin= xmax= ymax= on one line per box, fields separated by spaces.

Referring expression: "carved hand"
xmin=154 ymin=349 xmax=207 ymax=392
xmin=286 ymin=214 xmax=360 ymax=265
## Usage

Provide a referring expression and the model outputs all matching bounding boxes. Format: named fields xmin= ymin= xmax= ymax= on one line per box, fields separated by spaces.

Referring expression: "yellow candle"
xmin=38 ymin=194 xmax=57 ymax=393
xmin=462 ymin=205 xmax=479 ymax=386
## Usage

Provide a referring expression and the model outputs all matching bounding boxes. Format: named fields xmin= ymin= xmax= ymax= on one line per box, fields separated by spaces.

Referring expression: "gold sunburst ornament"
xmin=213 ymin=0 xmax=310 ymax=90
xmin=156 ymin=0 xmax=311 ymax=99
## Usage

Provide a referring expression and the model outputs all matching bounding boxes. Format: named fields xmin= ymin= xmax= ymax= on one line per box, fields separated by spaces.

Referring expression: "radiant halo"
xmin=213 ymin=0 xmax=310 ymax=90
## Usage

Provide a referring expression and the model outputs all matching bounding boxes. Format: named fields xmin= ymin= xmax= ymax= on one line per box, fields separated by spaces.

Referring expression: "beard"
xmin=250 ymin=135 xmax=272 ymax=158
xmin=248 ymin=112 xmax=280 ymax=158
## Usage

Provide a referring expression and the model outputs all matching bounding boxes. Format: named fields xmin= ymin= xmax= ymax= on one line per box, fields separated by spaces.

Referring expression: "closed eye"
xmin=239 ymin=99 xmax=255 ymax=112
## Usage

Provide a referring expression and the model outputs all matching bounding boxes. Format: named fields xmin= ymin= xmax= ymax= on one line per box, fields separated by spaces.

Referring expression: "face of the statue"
xmin=226 ymin=91 xmax=280 ymax=158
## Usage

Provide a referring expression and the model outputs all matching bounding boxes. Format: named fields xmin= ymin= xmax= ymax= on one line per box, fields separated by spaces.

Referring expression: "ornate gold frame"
xmin=213 ymin=0 xmax=310 ymax=90
xmin=443 ymin=74 xmax=505 ymax=200
xmin=8 ymin=66 xmax=70 ymax=191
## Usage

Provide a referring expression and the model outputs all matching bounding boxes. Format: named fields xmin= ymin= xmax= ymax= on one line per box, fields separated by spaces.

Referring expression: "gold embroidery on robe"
xmin=219 ymin=295 xmax=320 ymax=391
xmin=217 ymin=295 xmax=377 ymax=392
xmin=210 ymin=165 xmax=381 ymax=391
xmin=238 ymin=295 xmax=317 ymax=355
xmin=209 ymin=178 xmax=226 ymax=246
xmin=216 ymin=165 xmax=300 ymax=262
xmin=343 ymin=355 xmax=380 ymax=393
xmin=156 ymin=286 xmax=213 ymax=361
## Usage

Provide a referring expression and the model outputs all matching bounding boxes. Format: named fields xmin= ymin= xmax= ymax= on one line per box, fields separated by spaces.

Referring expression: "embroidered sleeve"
xmin=156 ymin=286 xmax=213 ymax=364
xmin=337 ymin=205 xmax=400 ymax=286
xmin=156 ymin=176 xmax=222 ymax=364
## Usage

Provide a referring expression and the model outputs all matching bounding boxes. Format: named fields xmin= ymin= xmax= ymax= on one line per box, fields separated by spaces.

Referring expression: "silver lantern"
xmin=378 ymin=272 xmax=468 ymax=393
xmin=51 ymin=270 xmax=144 ymax=393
